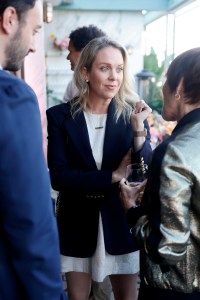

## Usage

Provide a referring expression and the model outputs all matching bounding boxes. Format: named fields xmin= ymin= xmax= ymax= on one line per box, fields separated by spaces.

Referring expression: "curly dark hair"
xmin=69 ymin=25 xmax=106 ymax=51
xmin=0 ymin=0 xmax=37 ymax=21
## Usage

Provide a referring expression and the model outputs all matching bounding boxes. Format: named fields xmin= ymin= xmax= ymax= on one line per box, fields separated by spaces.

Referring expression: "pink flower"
xmin=53 ymin=36 xmax=69 ymax=51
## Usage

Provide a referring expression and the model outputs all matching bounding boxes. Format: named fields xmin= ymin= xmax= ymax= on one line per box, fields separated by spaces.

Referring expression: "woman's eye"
xmin=101 ymin=66 xmax=109 ymax=72
xmin=116 ymin=67 xmax=123 ymax=73
xmin=33 ymin=29 xmax=40 ymax=36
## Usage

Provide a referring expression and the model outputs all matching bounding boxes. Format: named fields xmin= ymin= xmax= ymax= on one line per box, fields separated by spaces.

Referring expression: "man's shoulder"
xmin=0 ymin=70 xmax=27 ymax=86
xmin=0 ymin=70 xmax=35 ymax=99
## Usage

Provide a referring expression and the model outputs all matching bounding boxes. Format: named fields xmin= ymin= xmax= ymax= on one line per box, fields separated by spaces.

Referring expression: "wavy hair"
xmin=71 ymin=36 xmax=139 ymax=122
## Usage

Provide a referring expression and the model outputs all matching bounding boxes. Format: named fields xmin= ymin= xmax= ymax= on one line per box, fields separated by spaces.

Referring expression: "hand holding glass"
xmin=126 ymin=163 xmax=148 ymax=205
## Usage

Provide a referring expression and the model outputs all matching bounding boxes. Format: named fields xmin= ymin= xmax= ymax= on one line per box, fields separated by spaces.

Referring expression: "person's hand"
xmin=112 ymin=149 xmax=131 ymax=183
xmin=131 ymin=100 xmax=152 ymax=131
xmin=119 ymin=178 xmax=147 ymax=212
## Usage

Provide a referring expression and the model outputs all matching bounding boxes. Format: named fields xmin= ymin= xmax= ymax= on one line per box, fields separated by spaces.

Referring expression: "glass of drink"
xmin=126 ymin=163 xmax=148 ymax=205
xmin=126 ymin=163 xmax=148 ymax=186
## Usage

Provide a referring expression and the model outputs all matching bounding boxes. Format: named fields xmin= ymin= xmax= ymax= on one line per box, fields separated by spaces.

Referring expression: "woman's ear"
xmin=175 ymin=77 xmax=184 ymax=101
xmin=176 ymin=77 xmax=184 ymax=95
xmin=82 ymin=66 xmax=89 ymax=82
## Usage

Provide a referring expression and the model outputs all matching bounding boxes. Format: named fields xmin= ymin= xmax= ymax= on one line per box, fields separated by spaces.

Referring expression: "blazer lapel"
xmin=102 ymin=100 xmax=132 ymax=168
xmin=62 ymin=100 xmax=131 ymax=170
xmin=63 ymin=107 xmax=97 ymax=169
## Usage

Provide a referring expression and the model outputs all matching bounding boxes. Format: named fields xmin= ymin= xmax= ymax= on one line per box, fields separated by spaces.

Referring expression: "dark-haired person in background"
xmin=120 ymin=47 xmax=200 ymax=300
xmin=63 ymin=25 xmax=106 ymax=102
xmin=0 ymin=1 xmax=66 ymax=299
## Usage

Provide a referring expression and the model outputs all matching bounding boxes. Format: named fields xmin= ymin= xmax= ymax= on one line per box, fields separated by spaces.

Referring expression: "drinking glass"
xmin=126 ymin=163 xmax=148 ymax=205
xmin=126 ymin=163 xmax=148 ymax=186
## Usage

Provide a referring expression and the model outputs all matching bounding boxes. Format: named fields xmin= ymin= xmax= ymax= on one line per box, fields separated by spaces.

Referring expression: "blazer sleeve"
xmin=131 ymin=119 xmax=152 ymax=165
xmin=0 ymin=77 xmax=66 ymax=299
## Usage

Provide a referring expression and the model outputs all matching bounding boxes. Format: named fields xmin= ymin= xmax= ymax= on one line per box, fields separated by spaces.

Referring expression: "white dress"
xmin=61 ymin=112 xmax=139 ymax=282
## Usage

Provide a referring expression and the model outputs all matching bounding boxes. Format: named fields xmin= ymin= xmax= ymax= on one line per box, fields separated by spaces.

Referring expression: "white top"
xmin=63 ymin=78 xmax=77 ymax=102
xmin=61 ymin=112 xmax=139 ymax=281
xmin=84 ymin=112 xmax=107 ymax=169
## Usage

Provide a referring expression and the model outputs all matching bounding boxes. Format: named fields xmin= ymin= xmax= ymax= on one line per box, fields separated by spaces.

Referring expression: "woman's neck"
xmin=87 ymin=97 xmax=111 ymax=114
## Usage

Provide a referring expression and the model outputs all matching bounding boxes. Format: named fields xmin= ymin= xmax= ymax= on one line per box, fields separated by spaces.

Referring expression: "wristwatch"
xmin=133 ymin=128 xmax=147 ymax=137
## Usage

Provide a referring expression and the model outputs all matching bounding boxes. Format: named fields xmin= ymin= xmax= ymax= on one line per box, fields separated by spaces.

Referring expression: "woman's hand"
xmin=131 ymin=100 xmax=152 ymax=131
xmin=112 ymin=149 xmax=131 ymax=183
xmin=119 ymin=178 xmax=147 ymax=212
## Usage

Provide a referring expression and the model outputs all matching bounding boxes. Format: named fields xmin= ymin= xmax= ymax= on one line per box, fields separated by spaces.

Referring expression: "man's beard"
xmin=4 ymin=26 xmax=28 ymax=72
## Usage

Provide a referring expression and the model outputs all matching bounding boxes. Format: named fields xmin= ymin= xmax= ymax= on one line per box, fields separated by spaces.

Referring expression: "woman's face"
xmin=86 ymin=46 xmax=124 ymax=101
xmin=162 ymin=79 xmax=179 ymax=121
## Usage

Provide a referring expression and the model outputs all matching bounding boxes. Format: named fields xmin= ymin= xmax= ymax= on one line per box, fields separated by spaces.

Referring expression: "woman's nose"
xmin=108 ymin=69 xmax=117 ymax=80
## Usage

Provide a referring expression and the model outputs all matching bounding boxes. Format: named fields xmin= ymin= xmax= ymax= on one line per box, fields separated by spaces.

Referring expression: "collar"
xmin=173 ymin=108 xmax=200 ymax=134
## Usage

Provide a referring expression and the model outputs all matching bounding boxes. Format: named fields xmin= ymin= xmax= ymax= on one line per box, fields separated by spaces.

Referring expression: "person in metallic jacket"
xmin=120 ymin=47 xmax=200 ymax=300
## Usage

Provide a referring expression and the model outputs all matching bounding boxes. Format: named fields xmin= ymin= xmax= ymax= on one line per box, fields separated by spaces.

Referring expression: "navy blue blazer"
xmin=0 ymin=71 xmax=66 ymax=300
xmin=47 ymin=100 xmax=151 ymax=257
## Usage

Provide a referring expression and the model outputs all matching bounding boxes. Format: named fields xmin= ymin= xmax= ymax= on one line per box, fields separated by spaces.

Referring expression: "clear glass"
xmin=126 ymin=163 xmax=148 ymax=206
xmin=126 ymin=163 xmax=148 ymax=186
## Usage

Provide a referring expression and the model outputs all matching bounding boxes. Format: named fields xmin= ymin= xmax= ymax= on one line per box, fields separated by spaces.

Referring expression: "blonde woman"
xmin=47 ymin=37 xmax=152 ymax=300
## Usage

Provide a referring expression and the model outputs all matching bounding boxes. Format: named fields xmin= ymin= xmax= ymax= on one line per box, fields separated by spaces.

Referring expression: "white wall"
xmin=44 ymin=10 xmax=144 ymax=107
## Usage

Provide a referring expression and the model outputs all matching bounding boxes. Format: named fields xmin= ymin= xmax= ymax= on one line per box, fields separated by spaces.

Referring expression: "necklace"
xmin=84 ymin=111 xmax=107 ymax=130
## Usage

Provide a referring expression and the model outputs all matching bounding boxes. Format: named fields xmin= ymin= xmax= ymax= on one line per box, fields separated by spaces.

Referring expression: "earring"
xmin=175 ymin=92 xmax=180 ymax=101
xmin=86 ymin=79 xmax=89 ymax=83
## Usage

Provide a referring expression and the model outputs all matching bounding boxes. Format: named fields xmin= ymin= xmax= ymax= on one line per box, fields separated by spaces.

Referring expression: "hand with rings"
xmin=119 ymin=178 xmax=147 ymax=212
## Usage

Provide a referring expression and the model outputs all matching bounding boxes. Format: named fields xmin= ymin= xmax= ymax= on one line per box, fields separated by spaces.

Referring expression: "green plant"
xmin=46 ymin=86 xmax=63 ymax=108
xmin=144 ymin=48 xmax=164 ymax=113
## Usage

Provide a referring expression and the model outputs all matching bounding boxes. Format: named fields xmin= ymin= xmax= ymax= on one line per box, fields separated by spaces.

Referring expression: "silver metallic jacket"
xmin=127 ymin=108 xmax=200 ymax=293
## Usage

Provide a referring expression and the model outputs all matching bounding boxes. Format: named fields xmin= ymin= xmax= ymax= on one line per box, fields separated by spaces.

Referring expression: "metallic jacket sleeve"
xmin=134 ymin=134 xmax=196 ymax=265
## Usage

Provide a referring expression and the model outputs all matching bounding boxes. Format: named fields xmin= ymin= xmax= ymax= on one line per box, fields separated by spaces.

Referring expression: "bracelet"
xmin=133 ymin=128 xmax=147 ymax=137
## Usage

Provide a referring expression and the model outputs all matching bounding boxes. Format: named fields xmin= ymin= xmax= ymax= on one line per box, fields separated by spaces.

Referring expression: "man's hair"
xmin=0 ymin=0 xmax=37 ymax=20
xmin=69 ymin=25 xmax=106 ymax=51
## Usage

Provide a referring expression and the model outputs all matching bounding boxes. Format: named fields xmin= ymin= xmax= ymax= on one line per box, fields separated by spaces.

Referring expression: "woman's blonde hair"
xmin=72 ymin=36 xmax=139 ymax=122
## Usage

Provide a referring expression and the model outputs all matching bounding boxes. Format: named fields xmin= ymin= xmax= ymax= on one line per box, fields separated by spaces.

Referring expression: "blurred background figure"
xmin=64 ymin=25 xmax=106 ymax=102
